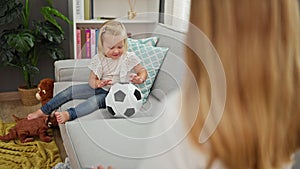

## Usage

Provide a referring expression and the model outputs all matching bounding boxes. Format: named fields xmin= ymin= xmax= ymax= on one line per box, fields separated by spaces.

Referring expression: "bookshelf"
xmin=68 ymin=0 xmax=159 ymax=59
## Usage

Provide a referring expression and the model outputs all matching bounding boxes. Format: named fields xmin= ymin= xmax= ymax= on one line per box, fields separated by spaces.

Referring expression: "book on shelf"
xmin=95 ymin=29 xmax=99 ymax=55
xmin=75 ymin=0 xmax=84 ymax=21
xmin=76 ymin=27 xmax=100 ymax=59
xmin=76 ymin=29 xmax=82 ymax=59
xmin=85 ymin=29 xmax=91 ymax=58
xmin=84 ymin=0 xmax=93 ymax=20
xmin=80 ymin=29 xmax=86 ymax=58
xmin=90 ymin=29 xmax=96 ymax=57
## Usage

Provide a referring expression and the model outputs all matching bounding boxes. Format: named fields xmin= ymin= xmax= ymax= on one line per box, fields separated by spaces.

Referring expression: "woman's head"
xmin=185 ymin=0 xmax=300 ymax=168
xmin=98 ymin=21 xmax=128 ymax=59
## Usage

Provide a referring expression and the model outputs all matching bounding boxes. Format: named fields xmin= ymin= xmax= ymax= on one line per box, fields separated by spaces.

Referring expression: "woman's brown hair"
xmin=184 ymin=0 xmax=300 ymax=168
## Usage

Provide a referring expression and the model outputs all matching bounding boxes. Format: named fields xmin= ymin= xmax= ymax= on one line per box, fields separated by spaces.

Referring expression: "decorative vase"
xmin=18 ymin=86 xmax=39 ymax=106
xmin=127 ymin=0 xmax=137 ymax=19
xmin=128 ymin=10 xmax=137 ymax=19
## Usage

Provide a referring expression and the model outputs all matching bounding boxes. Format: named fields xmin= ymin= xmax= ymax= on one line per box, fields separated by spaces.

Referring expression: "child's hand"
xmin=97 ymin=80 xmax=112 ymax=88
xmin=130 ymin=73 xmax=145 ymax=84
xmin=91 ymin=165 xmax=114 ymax=169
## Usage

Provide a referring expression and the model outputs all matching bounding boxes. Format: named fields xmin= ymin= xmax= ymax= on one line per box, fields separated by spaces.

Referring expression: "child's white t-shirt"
xmin=88 ymin=51 xmax=141 ymax=90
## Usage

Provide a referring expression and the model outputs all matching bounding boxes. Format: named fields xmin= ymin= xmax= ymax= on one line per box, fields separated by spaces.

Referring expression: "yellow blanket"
xmin=0 ymin=121 xmax=61 ymax=169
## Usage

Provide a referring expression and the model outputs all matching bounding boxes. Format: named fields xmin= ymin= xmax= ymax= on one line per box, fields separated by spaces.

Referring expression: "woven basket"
xmin=18 ymin=86 xmax=40 ymax=106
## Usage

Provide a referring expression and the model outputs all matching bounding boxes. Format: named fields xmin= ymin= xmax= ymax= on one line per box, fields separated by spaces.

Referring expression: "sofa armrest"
xmin=54 ymin=59 xmax=91 ymax=82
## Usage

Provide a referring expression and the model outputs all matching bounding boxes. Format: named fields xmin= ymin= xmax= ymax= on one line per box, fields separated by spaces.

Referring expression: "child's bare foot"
xmin=27 ymin=109 xmax=46 ymax=120
xmin=54 ymin=111 xmax=70 ymax=124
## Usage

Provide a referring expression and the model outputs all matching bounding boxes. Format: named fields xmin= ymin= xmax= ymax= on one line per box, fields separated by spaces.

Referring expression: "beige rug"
xmin=0 ymin=120 xmax=62 ymax=169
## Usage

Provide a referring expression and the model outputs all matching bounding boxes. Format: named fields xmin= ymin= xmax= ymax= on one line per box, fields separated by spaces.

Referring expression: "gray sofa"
xmin=54 ymin=23 xmax=187 ymax=169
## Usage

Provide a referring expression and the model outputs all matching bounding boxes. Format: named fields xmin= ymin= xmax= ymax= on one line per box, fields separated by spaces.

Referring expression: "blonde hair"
xmin=184 ymin=0 xmax=300 ymax=169
xmin=97 ymin=20 xmax=128 ymax=56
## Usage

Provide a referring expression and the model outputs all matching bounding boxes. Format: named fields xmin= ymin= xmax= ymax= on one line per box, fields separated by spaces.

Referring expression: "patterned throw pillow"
xmin=128 ymin=37 xmax=159 ymax=47
xmin=127 ymin=38 xmax=168 ymax=103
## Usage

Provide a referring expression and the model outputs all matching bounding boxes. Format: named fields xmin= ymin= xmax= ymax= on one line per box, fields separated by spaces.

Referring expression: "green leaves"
xmin=22 ymin=64 xmax=39 ymax=89
xmin=33 ymin=21 xmax=64 ymax=43
xmin=41 ymin=6 xmax=72 ymax=33
xmin=0 ymin=0 xmax=71 ymax=88
xmin=6 ymin=31 xmax=35 ymax=53
xmin=46 ymin=44 xmax=65 ymax=60
xmin=0 ymin=0 xmax=23 ymax=25
xmin=23 ymin=64 xmax=39 ymax=75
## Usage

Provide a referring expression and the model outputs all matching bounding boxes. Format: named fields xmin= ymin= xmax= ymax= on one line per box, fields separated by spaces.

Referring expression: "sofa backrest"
xmin=148 ymin=24 xmax=187 ymax=100
xmin=54 ymin=59 xmax=91 ymax=82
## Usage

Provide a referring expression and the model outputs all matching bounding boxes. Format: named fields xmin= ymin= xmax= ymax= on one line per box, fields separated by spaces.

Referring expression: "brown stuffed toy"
xmin=0 ymin=79 xmax=57 ymax=143
xmin=0 ymin=114 xmax=58 ymax=143
xmin=36 ymin=78 xmax=54 ymax=106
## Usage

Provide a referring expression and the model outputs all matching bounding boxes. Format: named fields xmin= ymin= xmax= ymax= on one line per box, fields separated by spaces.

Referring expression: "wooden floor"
xmin=0 ymin=99 xmax=67 ymax=161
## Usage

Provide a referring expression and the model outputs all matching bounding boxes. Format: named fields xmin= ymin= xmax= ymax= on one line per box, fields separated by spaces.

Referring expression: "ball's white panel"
xmin=105 ymin=83 xmax=142 ymax=117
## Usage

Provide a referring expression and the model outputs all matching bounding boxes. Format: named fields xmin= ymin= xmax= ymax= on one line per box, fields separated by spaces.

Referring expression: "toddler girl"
xmin=27 ymin=20 xmax=148 ymax=123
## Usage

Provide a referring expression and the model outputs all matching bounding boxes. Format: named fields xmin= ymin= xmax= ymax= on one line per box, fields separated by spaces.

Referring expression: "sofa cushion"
xmin=128 ymin=36 xmax=159 ymax=46
xmin=128 ymin=40 xmax=169 ymax=103
xmin=63 ymin=117 xmax=155 ymax=168
xmin=150 ymin=52 xmax=186 ymax=101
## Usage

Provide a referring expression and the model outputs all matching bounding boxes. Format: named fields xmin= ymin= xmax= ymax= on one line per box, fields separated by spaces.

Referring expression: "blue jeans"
xmin=41 ymin=83 xmax=108 ymax=120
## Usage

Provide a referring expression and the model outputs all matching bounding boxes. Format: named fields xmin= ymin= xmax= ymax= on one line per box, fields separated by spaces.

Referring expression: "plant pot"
xmin=18 ymin=86 xmax=40 ymax=106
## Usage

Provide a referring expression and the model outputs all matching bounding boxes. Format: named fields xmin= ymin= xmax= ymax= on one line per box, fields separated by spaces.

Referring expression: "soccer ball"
xmin=105 ymin=82 xmax=143 ymax=118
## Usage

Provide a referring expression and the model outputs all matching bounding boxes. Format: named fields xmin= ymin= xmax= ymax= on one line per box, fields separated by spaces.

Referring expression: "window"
xmin=160 ymin=0 xmax=191 ymax=32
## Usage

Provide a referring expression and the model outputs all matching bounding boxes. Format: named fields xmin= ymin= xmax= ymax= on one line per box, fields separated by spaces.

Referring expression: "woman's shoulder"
xmin=159 ymin=92 xmax=225 ymax=168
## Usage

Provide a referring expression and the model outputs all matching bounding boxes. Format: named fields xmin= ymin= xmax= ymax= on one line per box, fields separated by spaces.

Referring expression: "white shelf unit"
xmin=68 ymin=0 xmax=159 ymax=59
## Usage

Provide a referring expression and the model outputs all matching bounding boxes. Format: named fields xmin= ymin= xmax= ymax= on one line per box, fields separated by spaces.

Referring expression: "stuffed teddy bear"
xmin=36 ymin=78 xmax=54 ymax=106
xmin=0 ymin=114 xmax=58 ymax=143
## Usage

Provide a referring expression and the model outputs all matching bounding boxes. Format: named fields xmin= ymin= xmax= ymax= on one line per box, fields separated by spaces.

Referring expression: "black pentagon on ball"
xmin=107 ymin=106 xmax=116 ymax=116
xmin=134 ymin=89 xmax=142 ymax=101
xmin=124 ymin=108 xmax=135 ymax=117
xmin=114 ymin=90 xmax=126 ymax=102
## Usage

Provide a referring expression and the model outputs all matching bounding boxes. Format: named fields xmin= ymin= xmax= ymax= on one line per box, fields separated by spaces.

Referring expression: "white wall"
xmin=93 ymin=0 xmax=159 ymax=19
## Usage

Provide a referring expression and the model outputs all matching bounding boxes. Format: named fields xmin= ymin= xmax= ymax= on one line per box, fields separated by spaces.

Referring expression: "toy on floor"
xmin=36 ymin=78 xmax=54 ymax=106
xmin=106 ymin=82 xmax=143 ymax=118
xmin=0 ymin=114 xmax=58 ymax=143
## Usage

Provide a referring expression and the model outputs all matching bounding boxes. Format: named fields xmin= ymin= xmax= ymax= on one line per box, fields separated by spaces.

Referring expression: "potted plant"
xmin=0 ymin=0 xmax=71 ymax=105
